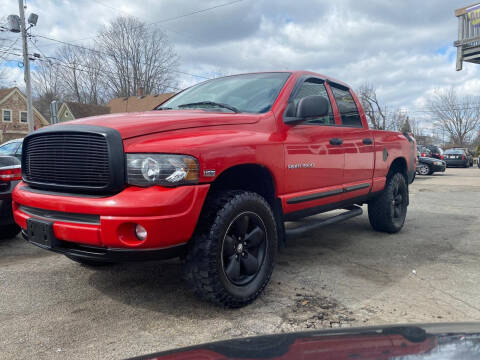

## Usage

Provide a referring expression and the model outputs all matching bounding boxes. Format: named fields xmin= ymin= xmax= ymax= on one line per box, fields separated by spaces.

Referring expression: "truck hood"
xmin=58 ymin=110 xmax=260 ymax=139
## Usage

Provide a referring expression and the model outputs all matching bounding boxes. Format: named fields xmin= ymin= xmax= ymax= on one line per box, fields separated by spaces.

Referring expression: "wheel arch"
xmin=208 ymin=163 xmax=277 ymax=207
xmin=202 ymin=163 xmax=286 ymax=246
xmin=388 ymin=157 xmax=408 ymax=181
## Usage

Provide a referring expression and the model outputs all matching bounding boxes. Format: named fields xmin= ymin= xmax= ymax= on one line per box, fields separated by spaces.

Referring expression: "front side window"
xmin=159 ymin=72 xmax=291 ymax=114
xmin=330 ymin=85 xmax=363 ymax=127
xmin=2 ymin=109 xmax=11 ymax=122
xmin=20 ymin=111 xmax=27 ymax=123
xmin=289 ymin=78 xmax=335 ymax=125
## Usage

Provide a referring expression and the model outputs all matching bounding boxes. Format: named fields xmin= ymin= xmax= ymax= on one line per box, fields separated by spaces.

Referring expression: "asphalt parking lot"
xmin=1 ymin=167 xmax=479 ymax=359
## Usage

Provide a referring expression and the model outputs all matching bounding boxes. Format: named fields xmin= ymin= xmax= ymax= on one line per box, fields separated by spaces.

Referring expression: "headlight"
xmin=127 ymin=154 xmax=199 ymax=187
xmin=433 ymin=161 xmax=442 ymax=165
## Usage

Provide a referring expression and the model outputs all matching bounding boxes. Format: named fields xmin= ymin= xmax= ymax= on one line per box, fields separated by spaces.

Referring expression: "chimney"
xmin=137 ymin=87 xmax=144 ymax=97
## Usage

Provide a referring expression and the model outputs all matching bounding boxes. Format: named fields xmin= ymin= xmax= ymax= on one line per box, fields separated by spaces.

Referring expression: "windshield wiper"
xmin=156 ymin=106 xmax=173 ymax=110
xmin=177 ymin=101 xmax=239 ymax=113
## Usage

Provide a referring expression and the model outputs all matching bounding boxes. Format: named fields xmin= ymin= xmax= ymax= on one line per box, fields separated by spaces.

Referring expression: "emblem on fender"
xmin=288 ymin=163 xmax=315 ymax=169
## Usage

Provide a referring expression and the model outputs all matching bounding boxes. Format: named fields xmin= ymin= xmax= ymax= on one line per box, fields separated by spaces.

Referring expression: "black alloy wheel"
xmin=392 ymin=182 xmax=406 ymax=221
xmin=221 ymin=212 xmax=267 ymax=286
xmin=183 ymin=191 xmax=277 ymax=308
xmin=368 ymin=172 xmax=408 ymax=233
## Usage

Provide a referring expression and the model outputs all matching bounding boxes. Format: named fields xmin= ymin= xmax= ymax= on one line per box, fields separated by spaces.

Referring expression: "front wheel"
xmin=417 ymin=164 xmax=430 ymax=175
xmin=368 ymin=172 xmax=408 ymax=233
xmin=183 ymin=191 xmax=277 ymax=308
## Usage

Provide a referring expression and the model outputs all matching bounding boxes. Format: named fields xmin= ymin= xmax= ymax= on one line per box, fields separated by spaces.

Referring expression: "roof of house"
xmin=0 ymin=88 xmax=15 ymax=100
xmin=0 ymin=87 xmax=49 ymax=126
xmin=63 ymin=102 xmax=111 ymax=119
xmin=107 ymin=93 xmax=175 ymax=113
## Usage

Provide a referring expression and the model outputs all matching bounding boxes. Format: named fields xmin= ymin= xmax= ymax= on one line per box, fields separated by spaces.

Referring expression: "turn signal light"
xmin=0 ymin=166 xmax=21 ymax=182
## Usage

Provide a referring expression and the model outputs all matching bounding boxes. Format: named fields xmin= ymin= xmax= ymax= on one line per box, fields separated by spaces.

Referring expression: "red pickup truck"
xmin=13 ymin=71 xmax=416 ymax=307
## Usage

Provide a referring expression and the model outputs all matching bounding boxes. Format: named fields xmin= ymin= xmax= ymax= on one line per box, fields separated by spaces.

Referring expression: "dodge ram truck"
xmin=13 ymin=71 xmax=417 ymax=307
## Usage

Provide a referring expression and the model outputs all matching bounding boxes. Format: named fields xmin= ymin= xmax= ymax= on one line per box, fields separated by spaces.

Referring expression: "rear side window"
xmin=330 ymin=85 xmax=363 ymax=127
xmin=289 ymin=78 xmax=335 ymax=125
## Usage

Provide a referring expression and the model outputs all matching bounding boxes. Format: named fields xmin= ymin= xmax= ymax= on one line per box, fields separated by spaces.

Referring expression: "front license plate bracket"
xmin=27 ymin=218 xmax=56 ymax=248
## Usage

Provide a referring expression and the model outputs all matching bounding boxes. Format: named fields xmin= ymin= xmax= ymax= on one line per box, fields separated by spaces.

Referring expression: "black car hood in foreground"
xmin=130 ymin=323 xmax=480 ymax=360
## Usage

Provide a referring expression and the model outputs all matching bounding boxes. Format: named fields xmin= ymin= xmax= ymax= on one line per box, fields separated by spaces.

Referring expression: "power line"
xmin=29 ymin=40 xmax=183 ymax=92
xmin=31 ymin=34 xmax=210 ymax=80
xmin=69 ymin=0 xmax=244 ymax=43
xmin=0 ymin=38 xmax=20 ymax=60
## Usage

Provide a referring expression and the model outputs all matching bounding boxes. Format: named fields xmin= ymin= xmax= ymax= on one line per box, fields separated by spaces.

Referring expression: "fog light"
xmin=135 ymin=224 xmax=147 ymax=240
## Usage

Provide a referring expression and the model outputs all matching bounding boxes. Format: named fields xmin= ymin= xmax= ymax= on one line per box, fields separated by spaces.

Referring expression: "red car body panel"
xmin=139 ymin=333 xmax=436 ymax=360
xmin=12 ymin=71 xmax=415 ymax=253
xmin=13 ymin=183 xmax=209 ymax=248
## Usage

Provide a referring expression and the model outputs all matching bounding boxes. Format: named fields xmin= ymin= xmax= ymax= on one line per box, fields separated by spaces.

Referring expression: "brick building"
xmin=57 ymin=102 xmax=110 ymax=122
xmin=0 ymin=87 xmax=49 ymax=143
xmin=107 ymin=91 xmax=174 ymax=113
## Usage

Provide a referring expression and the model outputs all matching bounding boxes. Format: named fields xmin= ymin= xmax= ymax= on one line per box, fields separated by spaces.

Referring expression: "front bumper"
xmin=13 ymin=182 xmax=210 ymax=254
xmin=21 ymin=230 xmax=187 ymax=262
xmin=430 ymin=163 xmax=446 ymax=172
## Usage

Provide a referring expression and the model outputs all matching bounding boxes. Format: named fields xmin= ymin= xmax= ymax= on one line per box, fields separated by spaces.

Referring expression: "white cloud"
xmin=0 ymin=0 xmax=479 ymax=128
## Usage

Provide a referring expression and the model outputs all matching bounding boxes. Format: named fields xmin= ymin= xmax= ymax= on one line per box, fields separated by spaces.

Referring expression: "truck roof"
xmin=216 ymin=71 xmax=352 ymax=90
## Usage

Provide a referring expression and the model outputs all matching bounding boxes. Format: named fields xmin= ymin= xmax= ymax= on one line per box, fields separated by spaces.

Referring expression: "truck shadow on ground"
xmin=86 ymin=208 xmax=474 ymax=318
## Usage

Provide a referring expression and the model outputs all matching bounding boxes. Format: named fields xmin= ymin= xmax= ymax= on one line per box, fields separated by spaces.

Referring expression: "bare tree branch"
xmin=428 ymin=88 xmax=480 ymax=147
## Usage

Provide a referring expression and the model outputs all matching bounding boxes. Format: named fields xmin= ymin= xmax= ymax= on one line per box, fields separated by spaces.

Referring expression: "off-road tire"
xmin=0 ymin=224 xmax=20 ymax=240
xmin=183 ymin=191 xmax=277 ymax=308
xmin=368 ymin=172 xmax=408 ymax=233
xmin=65 ymin=255 xmax=114 ymax=267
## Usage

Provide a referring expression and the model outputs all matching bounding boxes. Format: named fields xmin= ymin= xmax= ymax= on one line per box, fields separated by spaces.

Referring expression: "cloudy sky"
xmin=1 ymin=0 xmax=480 ymax=126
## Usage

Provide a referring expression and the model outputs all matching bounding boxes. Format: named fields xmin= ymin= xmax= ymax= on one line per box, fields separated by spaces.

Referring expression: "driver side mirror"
xmin=284 ymin=95 xmax=330 ymax=124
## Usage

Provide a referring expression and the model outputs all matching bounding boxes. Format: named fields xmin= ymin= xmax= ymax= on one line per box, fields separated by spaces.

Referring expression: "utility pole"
xmin=18 ymin=0 xmax=34 ymax=133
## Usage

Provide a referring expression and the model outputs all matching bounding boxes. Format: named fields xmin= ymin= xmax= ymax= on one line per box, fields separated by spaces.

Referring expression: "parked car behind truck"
xmin=444 ymin=148 xmax=470 ymax=168
xmin=13 ymin=71 xmax=417 ymax=307
xmin=0 ymin=156 xmax=21 ymax=239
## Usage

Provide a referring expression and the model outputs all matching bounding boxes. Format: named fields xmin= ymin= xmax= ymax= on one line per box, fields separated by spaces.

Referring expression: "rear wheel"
xmin=368 ymin=172 xmax=408 ymax=233
xmin=0 ymin=224 xmax=20 ymax=240
xmin=417 ymin=164 xmax=430 ymax=175
xmin=183 ymin=191 xmax=277 ymax=308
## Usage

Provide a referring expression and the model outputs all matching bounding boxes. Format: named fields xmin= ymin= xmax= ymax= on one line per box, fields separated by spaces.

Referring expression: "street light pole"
xmin=18 ymin=0 xmax=34 ymax=133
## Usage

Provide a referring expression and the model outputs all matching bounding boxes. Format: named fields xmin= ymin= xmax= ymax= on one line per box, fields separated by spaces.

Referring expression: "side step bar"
xmin=285 ymin=205 xmax=363 ymax=239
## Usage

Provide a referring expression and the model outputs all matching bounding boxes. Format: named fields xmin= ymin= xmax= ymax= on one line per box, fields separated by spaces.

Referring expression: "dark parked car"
xmin=425 ymin=144 xmax=444 ymax=160
xmin=416 ymin=156 xmax=446 ymax=175
xmin=444 ymin=148 xmax=470 ymax=168
xmin=0 ymin=156 xmax=21 ymax=239
xmin=416 ymin=145 xmax=432 ymax=158
xmin=0 ymin=138 xmax=23 ymax=161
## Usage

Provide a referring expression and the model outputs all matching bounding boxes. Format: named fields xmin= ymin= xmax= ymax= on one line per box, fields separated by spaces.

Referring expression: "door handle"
xmin=330 ymin=138 xmax=343 ymax=145
xmin=363 ymin=138 xmax=373 ymax=145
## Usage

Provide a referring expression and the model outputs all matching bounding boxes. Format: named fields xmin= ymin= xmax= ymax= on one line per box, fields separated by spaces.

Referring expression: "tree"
xmin=428 ymin=88 xmax=480 ymax=146
xmin=32 ymin=58 xmax=62 ymax=121
xmin=96 ymin=16 xmax=178 ymax=98
xmin=357 ymin=82 xmax=388 ymax=130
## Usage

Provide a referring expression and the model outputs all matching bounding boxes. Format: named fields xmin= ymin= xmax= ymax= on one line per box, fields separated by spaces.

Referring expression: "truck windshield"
xmin=158 ymin=72 xmax=291 ymax=113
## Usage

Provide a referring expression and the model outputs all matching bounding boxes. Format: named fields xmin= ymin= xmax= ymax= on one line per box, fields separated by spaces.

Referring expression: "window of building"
xmin=2 ymin=109 xmax=12 ymax=122
xmin=330 ymin=85 xmax=363 ymax=127
xmin=20 ymin=111 xmax=27 ymax=123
